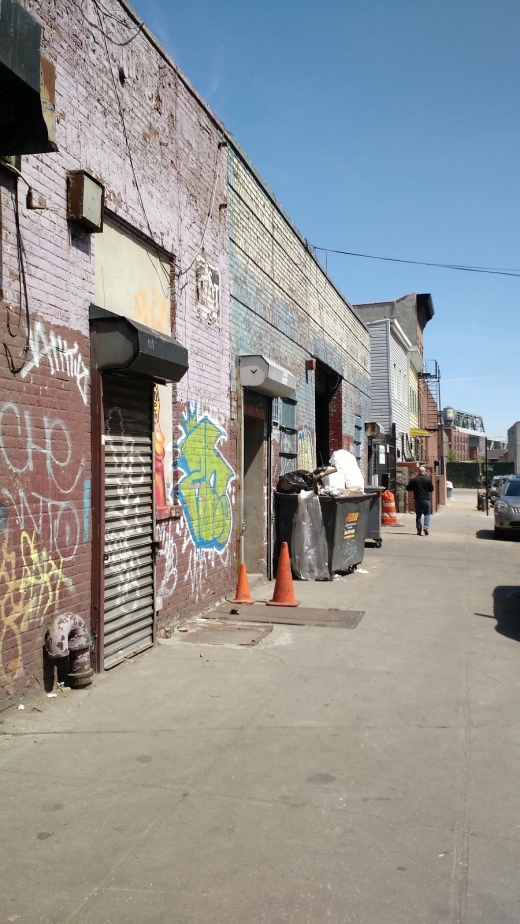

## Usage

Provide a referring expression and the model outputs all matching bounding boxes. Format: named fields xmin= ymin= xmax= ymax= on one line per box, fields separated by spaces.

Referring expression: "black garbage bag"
xmin=276 ymin=469 xmax=313 ymax=493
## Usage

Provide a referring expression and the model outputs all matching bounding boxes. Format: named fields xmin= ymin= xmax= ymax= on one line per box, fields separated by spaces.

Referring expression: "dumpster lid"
xmin=239 ymin=354 xmax=296 ymax=398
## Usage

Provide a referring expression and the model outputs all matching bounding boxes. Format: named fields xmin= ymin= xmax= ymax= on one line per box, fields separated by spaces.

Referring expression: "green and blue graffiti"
xmin=177 ymin=408 xmax=234 ymax=551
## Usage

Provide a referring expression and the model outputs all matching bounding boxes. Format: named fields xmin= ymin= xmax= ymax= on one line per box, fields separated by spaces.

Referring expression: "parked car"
xmin=489 ymin=475 xmax=511 ymax=505
xmin=494 ymin=475 xmax=520 ymax=538
xmin=489 ymin=476 xmax=502 ymax=505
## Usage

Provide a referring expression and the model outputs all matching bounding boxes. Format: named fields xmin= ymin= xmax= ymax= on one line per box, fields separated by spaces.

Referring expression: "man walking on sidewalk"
xmin=407 ymin=466 xmax=434 ymax=535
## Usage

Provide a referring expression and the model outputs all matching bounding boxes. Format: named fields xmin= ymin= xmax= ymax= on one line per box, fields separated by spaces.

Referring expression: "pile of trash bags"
xmin=276 ymin=449 xmax=365 ymax=581
xmin=291 ymin=490 xmax=329 ymax=581
xmin=276 ymin=449 xmax=364 ymax=497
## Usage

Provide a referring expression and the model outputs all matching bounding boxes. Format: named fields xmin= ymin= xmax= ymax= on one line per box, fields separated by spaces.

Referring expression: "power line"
xmin=93 ymin=0 xmax=171 ymax=294
xmin=311 ymin=246 xmax=520 ymax=279
xmin=3 ymin=181 xmax=31 ymax=374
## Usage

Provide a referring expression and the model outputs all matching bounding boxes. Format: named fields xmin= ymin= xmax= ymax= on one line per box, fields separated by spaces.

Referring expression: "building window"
xmin=354 ymin=415 xmax=362 ymax=464
xmin=409 ymin=386 xmax=418 ymax=417
xmin=274 ymin=397 xmax=298 ymax=474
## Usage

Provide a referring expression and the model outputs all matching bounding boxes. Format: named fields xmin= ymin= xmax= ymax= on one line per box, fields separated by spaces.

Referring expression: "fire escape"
xmin=418 ymin=360 xmax=441 ymax=430
xmin=416 ymin=360 xmax=443 ymax=467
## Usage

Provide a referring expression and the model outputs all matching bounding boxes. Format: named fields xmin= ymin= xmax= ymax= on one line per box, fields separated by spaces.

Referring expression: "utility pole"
xmin=485 ymin=438 xmax=489 ymax=516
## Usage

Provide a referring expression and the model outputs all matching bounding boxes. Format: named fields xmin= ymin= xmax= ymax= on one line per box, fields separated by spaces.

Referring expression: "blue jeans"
xmin=415 ymin=498 xmax=430 ymax=532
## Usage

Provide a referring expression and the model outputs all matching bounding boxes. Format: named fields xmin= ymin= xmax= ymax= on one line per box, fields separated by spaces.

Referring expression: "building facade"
xmin=353 ymin=293 xmax=441 ymax=474
xmin=442 ymin=409 xmax=505 ymax=463
xmin=364 ymin=318 xmax=411 ymax=461
xmin=227 ymin=139 xmax=371 ymax=577
xmin=0 ymin=0 xmax=371 ymax=700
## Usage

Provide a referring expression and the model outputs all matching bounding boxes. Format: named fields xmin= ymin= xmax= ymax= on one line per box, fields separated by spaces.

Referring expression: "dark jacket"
xmin=406 ymin=474 xmax=434 ymax=499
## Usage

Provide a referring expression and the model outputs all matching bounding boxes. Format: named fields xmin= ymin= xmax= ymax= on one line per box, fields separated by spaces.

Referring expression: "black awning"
xmin=90 ymin=309 xmax=188 ymax=385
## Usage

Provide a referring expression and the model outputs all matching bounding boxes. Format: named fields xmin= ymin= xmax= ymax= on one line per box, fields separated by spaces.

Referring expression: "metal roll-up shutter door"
xmin=103 ymin=375 xmax=154 ymax=668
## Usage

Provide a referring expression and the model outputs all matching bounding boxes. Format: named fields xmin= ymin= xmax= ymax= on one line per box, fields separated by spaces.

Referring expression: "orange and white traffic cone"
xmin=381 ymin=490 xmax=399 ymax=526
xmin=266 ymin=542 xmax=300 ymax=607
xmin=229 ymin=563 xmax=255 ymax=604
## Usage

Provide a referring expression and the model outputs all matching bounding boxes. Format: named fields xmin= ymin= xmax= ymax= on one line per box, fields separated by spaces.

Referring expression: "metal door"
xmin=102 ymin=375 xmax=155 ymax=668
xmin=368 ymin=424 xmax=397 ymax=495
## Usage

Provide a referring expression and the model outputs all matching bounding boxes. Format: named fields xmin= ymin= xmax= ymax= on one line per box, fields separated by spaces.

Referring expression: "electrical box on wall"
xmin=67 ymin=171 xmax=104 ymax=232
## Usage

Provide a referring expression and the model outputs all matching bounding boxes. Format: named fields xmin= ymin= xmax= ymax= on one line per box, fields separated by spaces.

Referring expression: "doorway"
xmin=242 ymin=390 xmax=269 ymax=575
xmin=102 ymin=374 xmax=155 ymax=668
xmin=315 ymin=363 xmax=343 ymax=466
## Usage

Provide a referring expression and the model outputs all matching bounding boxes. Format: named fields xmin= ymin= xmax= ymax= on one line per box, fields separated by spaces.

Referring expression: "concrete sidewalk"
xmin=1 ymin=497 xmax=520 ymax=923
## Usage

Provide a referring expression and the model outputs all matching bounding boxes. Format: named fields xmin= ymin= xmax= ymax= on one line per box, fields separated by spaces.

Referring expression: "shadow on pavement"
xmin=476 ymin=586 xmax=520 ymax=642
xmin=475 ymin=528 xmax=520 ymax=541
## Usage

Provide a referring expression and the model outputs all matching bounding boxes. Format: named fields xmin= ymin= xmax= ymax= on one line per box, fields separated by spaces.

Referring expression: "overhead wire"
xmin=2 ymin=181 xmax=31 ymax=374
xmin=93 ymin=0 xmax=171 ymax=295
xmin=177 ymin=149 xmax=223 ymax=284
xmin=93 ymin=0 xmax=224 ymax=300
xmin=92 ymin=0 xmax=136 ymax=28
xmin=311 ymin=246 xmax=520 ymax=279
xmin=81 ymin=0 xmax=143 ymax=45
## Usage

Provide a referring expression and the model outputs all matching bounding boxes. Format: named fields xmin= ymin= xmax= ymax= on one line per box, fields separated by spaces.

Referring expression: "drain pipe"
xmin=45 ymin=613 xmax=94 ymax=688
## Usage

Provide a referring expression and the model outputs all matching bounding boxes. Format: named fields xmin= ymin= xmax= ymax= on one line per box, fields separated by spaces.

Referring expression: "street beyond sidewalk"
xmin=1 ymin=491 xmax=520 ymax=924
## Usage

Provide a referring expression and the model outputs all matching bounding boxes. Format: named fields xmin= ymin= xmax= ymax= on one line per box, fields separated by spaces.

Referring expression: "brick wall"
xmin=228 ymin=145 xmax=371 ymax=573
xmin=1 ymin=0 xmax=372 ymax=701
xmin=1 ymin=0 xmax=235 ymax=702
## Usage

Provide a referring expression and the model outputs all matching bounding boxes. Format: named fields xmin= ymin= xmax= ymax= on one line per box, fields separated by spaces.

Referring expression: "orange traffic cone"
xmin=229 ymin=563 xmax=255 ymax=604
xmin=381 ymin=489 xmax=399 ymax=526
xmin=267 ymin=542 xmax=300 ymax=607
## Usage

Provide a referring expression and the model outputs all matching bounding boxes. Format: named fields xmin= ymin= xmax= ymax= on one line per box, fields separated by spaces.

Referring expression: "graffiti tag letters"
xmin=21 ymin=320 xmax=89 ymax=405
xmin=177 ymin=408 xmax=234 ymax=551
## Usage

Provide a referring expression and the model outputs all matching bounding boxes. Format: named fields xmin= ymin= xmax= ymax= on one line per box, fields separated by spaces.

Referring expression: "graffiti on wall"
xmin=0 ymin=401 xmax=84 ymax=682
xmin=155 ymin=520 xmax=178 ymax=598
xmin=20 ymin=320 xmax=90 ymax=405
xmin=154 ymin=384 xmax=174 ymax=517
xmin=103 ymin=434 xmax=153 ymax=624
xmin=298 ymin=424 xmax=314 ymax=472
xmin=195 ymin=257 xmax=221 ymax=327
xmin=177 ymin=406 xmax=234 ymax=552
xmin=0 ymin=525 xmax=73 ymax=675
xmin=134 ymin=285 xmax=170 ymax=334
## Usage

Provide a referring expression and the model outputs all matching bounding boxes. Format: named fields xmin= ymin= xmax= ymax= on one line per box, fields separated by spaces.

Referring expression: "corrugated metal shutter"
xmin=103 ymin=375 xmax=154 ymax=669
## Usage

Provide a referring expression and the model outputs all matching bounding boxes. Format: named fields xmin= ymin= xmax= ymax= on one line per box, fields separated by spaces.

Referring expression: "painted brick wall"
xmin=227 ymin=145 xmax=371 ymax=572
xmin=228 ymin=150 xmax=371 ymax=435
xmin=228 ymin=150 xmax=371 ymax=436
xmin=1 ymin=0 xmax=235 ymax=702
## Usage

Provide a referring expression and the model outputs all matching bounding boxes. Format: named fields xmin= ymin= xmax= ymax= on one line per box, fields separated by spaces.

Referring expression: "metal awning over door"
xmin=102 ymin=375 xmax=154 ymax=668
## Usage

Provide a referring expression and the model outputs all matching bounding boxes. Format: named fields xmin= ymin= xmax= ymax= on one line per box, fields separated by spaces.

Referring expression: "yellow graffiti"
xmin=133 ymin=284 xmax=170 ymax=334
xmin=0 ymin=529 xmax=73 ymax=682
xmin=298 ymin=424 xmax=314 ymax=472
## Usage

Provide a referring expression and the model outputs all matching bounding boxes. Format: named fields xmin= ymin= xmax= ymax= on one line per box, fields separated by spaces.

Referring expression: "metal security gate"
xmin=102 ymin=375 xmax=155 ymax=668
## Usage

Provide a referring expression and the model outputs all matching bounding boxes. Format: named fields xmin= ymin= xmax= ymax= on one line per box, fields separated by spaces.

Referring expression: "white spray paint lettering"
xmin=104 ymin=433 xmax=151 ymax=614
xmin=0 ymin=402 xmax=85 ymax=494
xmin=21 ymin=320 xmax=89 ymax=404
xmin=156 ymin=521 xmax=178 ymax=597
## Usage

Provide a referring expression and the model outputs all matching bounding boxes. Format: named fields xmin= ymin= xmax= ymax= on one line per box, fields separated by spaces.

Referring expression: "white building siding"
xmin=409 ymin=366 xmax=419 ymax=430
xmin=366 ymin=320 xmax=391 ymax=433
xmin=389 ymin=330 xmax=410 ymax=440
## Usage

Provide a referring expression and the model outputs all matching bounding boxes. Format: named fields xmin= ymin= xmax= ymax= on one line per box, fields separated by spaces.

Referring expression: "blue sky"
xmin=132 ymin=0 xmax=520 ymax=437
